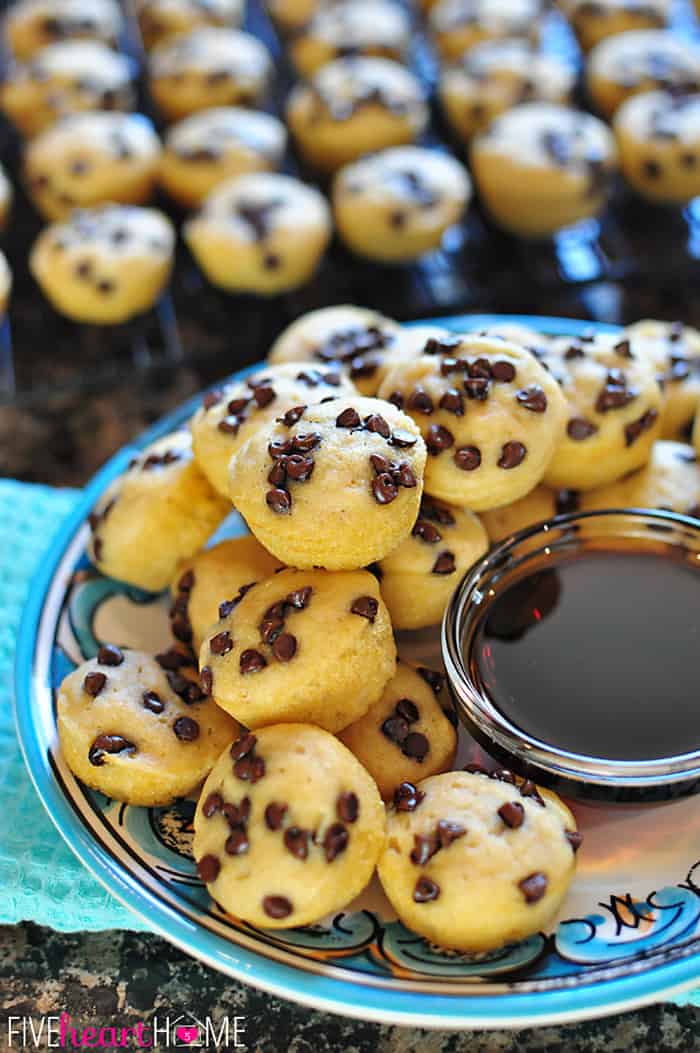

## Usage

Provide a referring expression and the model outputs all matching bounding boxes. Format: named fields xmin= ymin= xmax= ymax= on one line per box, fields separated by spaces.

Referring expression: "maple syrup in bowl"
xmin=442 ymin=508 xmax=700 ymax=803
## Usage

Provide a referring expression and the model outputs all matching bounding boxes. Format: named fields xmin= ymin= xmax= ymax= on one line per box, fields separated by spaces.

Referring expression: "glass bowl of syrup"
xmin=442 ymin=508 xmax=700 ymax=804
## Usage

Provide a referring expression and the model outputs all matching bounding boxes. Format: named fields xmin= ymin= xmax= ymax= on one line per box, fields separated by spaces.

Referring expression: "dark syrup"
xmin=470 ymin=549 xmax=700 ymax=761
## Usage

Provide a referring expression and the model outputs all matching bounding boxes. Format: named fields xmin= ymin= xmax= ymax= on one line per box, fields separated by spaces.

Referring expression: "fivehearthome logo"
xmin=6 ymin=1013 xmax=247 ymax=1049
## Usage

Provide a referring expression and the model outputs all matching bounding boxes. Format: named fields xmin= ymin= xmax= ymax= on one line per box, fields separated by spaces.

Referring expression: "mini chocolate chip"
xmin=200 ymin=666 xmax=213 ymax=695
xmin=324 ymin=822 xmax=349 ymax=862
xmin=84 ymin=671 xmax=107 ymax=697
xmin=413 ymin=519 xmax=442 ymax=543
xmin=681 ymin=151 xmax=697 ymax=168
xmin=264 ymin=253 xmax=281 ymax=270
xmin=351 ymin=595 xmax=378 ymax=622
xmin=391 ymin=429 xmax=419 ymax=448
xmin=365 ymin=413 xmax=391 ymax=437
xmin=566 ymin=829 xmax=584 ymax=852
xmin=454 ymin=445 xmax=481 ymax=471
xmin=469 ymin=358 xmax=493 ymax=379
xmin=210 ymin=630 xmax=233 ymax=656
xmin=173 ymin=716 xmax=199 ymax=741
xmin=218 ymin=415 xmax=241 ymax=435
xmin=88 ymin=733 xmax=135 ymax=766
xmin=225 ymin=827 xmax=249 ymax=856
xmin=286 ymin=586 xmax=312 ymax=609
xmin=519 ymin=872 xmax=548 ymax=903
xmin=403 ymin=732 xmax=430 ymax=761
xmin=464 ymin=377 xmax=490 ymax=400
xmin=253 ymin=385 xmax=276 ymax=408
xmin=240 ymin=648 xmax=267 ymax=674
xmin=498 ymin=801 xmax=525 ymax=829
xmin=231 ymin=733 xmax=257 ymax=761
xmin=388 ymin=392 xmax=405 ymax=410
xmin=272 ymin=633 xmax=297 ymax=662
xmin=642 ymin=158 xmax=662 ymax=179
xmin=516 ymin=385 xmax=547 ymax=413
xmin=555 ymin=489 xmax=580 ymax=515
xmin=397 ymin=464 xmax=416 ymax=487
xmin=625 ymin=409 xmax=658 ymax=447
xmin=432 ymin=551 xmax=456 ymax=575
xmin=394 ymin=781 xmax=425 ymax=811
xmin=372 ymin=473 xmax=398 ymax=504
xmin=156 ymin=648 xmax=189 ymax=671
xmin=97 ymin=644 xmax=124 ymax=666
xmin=565 ymin=344 xmax=585 ymax=360
xmin=203 ymin=390 xmax=223 ymax=410
xmin=260 ymin=613 xmax=284 ymax=646
xmin=203 ymin=792 xmax=223 ymax=818
xmin=382 ymin=714 xmax=410 ymax=744
xmin=268 ymin=461 xmax=287 ymax=487
xmin=437 ymin=820 xmax=466 ymax=848
xmin=337 ymin=791 xmax=359 ymax=823
xmin=265 ymin=802 xmax=288 ymax=830
xmin=426 ymin=424 xmax=454 ymax=454
xmin=266 ymin=488 xmax=292 ymax=514
xmin=492 ymin=360 xmax=516 ymax=382
xmin=614 ymin=339 xmax=632 ymax=358
xmin=197 ymin=854 xmax=220 ymax=882
xmin=396 ymin=698 xmax=420 ymax=723
xmin=142 ymin=690 xmax=164 ymax=714
xmin=410 ymin=833 xmax=439 ymax=866
xmin=408 ymin=388 xmax=434 ymax=414
xmin=519 ymin=779 xmax=545 ymax=806
xmin=439 ymin=389 xmax=464 ymax=415
xmin=279 ymin=405 xmax=306 ymax=427
xmin=413 ymin=876 xmax=440 ymax=903
xmin=491 ymin=769 xmax=516 ymax=784
xmin=97 ymin=279 xmax=115 ymax=295
xmin=223 ymin=798 xmax=251 ymax=827
xmin=498 ymin=441 xmax=526 ymax=469
xmin=285 ymin=454 xmax=315 ymax=481
xmin=567 ymin=417 xmax=598 ymax=440
xmin=234 ymin=754 xmax=266 ymax=782
xmin=291 ymin=431 xmax=322 ymax=453
xmin=263 ymin=895 xmax=292 ymax=919
xmin=284 ymin=826 xmax=309 ymax=860
xmin=336 ymin=407 xmax=361 ymax=428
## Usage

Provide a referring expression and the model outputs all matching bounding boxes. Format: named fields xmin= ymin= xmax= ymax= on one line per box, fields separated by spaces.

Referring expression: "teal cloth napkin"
xmin=0 ymin=478 xmax=147 ymax=931
xmin=0 ymin=478 xmax=697 ymax=1007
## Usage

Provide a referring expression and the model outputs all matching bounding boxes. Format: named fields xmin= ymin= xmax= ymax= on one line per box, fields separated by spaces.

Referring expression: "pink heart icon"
xmin=175 ymin=1025 xmax=199 ymax=1044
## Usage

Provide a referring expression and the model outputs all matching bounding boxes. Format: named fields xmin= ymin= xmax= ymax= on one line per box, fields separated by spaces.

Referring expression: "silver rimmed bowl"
xmin=442 ymin=508 xmax=700 ymax=804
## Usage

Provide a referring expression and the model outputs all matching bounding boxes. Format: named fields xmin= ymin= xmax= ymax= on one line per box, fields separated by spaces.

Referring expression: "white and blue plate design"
xmin=14 ymin=316 xmax=700 ymax=1028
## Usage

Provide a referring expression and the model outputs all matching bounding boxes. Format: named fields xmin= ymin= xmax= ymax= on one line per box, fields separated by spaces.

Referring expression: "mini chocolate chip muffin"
xmin=377 ymin=769 xmax=581 ymax=952
xmin=376 ymin=496 xmax=488 ymax=629
xmin=539 ymin=331 xmax=664 ymax=490
xmin=148 ymin=27 xmax=272 ymax=122
xmin=184 ymin=172 xmax=332 ymax=295
xmin=135 ymin=0 xmax=245 ymax=50
xmin=586 ymin=29 xmax=700 ymax=119
xmin=582 ymin=440 xmax=700 ymax=520
xmin=0 ymin=163 xmax=13 ymax=230
xmin=58 ymin=648 xmax=237 ymax=806
xmin=429 ymin=0 xmax=543 ymax=62
xmin=193 ymin=724 xmax=386 ymax=928
xmin=159 ymin=106 xmax=287 ymax=209
xmin=439 ymin=38 xmax=576 ymax=143
xmin=4 ymin=0 xmax=124 ymax=60
xmin=87 ymin=430 xmax=230 ymax=592
xmin=198 ymin=567 xmax=396 ymax=731
xmin=170 ymin=536 xmax=283 ymax=652
xmin=614 ymin=91 xmax=700 ymax=206
xmin=228 ymin=395 xmax=427 ymax=570
xmin=339 ymin=662 xmax=457 ymax=798
xmin=0 ymin=250 xmax=13 ymax=316
xmin=480 ymin=485 xmax=580 ymax=542
xmin=624 ymin=319 xmax=700 ymax=438
xmin=1 ymin=39 xmax=135 ymax=138
xmin=287 ymin=56 xmax=429 ymax=173
xmin=563 ymin=0 xmax=669 ymax=53
xmin=24 ymin=112 xmax=161 ymax=221
xmin=267 ymin=305 xmax=401 ymax=396
xmin=377 ymin=334 xmax=567 ymax=511
xmin=470 ymin=102 xmax=618 ymax=237
xmin=332 ymin=146 xmax=471 ymax=262
xmin=30 ymin=203 xmax=175 ymax=324
xmin=289 ymin=0 xmax=412 ymax=78
xmin=190 ymin=360 xmax=356 ymax=497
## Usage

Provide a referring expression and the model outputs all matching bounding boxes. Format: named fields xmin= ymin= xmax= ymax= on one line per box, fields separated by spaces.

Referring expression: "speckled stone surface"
xmin=0 ymin=924 xmax=698 ymax=1052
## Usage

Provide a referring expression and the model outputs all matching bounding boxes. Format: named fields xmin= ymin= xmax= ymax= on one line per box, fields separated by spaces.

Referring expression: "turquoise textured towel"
xmin=0 ymin=478 xmax=147 ymax=931
xmin=0 ymin=477 xmax=697 ymax=1011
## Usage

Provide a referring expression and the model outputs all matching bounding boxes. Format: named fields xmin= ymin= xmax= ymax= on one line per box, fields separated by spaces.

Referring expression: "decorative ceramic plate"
xmin=15 ymin=315 xmax=700 ymax=1029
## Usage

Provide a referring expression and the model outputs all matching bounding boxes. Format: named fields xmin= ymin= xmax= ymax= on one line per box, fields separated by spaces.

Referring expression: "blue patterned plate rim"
xmin=14 ymin=314 xmax=700 ymax=1029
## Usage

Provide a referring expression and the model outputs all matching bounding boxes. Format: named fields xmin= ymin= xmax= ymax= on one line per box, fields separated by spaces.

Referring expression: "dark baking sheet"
xmin=3 ymin=0 xmax=700 ymax=407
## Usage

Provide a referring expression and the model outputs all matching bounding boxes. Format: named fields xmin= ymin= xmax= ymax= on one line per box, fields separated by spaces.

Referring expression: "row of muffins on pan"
xmin=56 ymin=306 xmax=700 ymax=946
